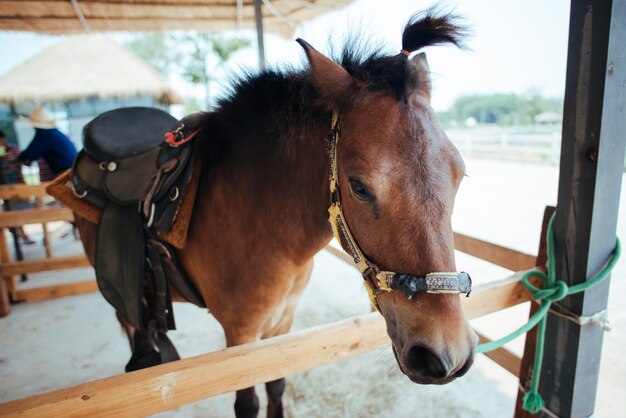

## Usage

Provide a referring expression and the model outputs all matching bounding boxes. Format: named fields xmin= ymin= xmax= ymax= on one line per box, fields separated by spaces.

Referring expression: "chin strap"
xmin=326 ymin=110 xmax=471 ymax=311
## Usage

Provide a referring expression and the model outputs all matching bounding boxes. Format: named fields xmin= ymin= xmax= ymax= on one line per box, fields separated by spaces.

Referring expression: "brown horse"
xmin=76 ymin=10 xmax=477 ymax=418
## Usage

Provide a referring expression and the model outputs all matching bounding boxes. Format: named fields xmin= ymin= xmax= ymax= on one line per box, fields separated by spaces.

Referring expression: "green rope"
xmin=475 ymin=214 xmax=621 ymax=413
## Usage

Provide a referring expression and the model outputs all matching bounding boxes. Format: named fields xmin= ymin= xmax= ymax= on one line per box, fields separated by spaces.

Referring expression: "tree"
xmin=125 ymin=32 xmax=251 ymax=111
xmin=443 ymin=92 xmax=563 ymax=126
xmin=179 ymin=33 xmax=250 ymax=110
xmin=125 ymin=33 xmax=179 ymax=77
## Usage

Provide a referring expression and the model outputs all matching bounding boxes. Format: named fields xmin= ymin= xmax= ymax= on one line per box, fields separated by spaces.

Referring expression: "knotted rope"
xmin=476 ymin=214 xmax=621 ymax=413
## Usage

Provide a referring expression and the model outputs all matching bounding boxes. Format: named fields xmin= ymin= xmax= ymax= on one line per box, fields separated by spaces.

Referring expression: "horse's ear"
xmin=409 ymin=52 xmax=432 ymax=102
xmin=296 ymin=38 xmax=355 ymax=105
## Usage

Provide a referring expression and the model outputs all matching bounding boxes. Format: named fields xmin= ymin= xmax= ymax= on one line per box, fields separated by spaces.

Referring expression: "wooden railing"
xmin=0 ymin=183 xmax=96 ymax=316
xmin=0 ymin=272 xmax=534 ymax=417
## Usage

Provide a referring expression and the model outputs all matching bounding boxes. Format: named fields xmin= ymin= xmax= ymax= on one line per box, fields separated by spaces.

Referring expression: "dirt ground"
xmin=1 ymin=158 xmax=625 ymax=417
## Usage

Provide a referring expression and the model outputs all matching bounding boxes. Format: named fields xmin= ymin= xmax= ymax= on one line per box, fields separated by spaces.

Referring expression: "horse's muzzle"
xmin=393 ymin=342 xmax=475 ymax=385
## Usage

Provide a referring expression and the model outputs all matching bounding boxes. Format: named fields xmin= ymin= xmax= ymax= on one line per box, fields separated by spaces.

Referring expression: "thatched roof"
xmin=0 ymin=0 xmax=352 ymax=37
xmin=0 ymin=33 xmax=183 ymax=105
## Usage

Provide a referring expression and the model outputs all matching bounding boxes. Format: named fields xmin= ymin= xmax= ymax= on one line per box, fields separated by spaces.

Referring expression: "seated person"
xmin=18 ymin=107 xmax=77 ymax=178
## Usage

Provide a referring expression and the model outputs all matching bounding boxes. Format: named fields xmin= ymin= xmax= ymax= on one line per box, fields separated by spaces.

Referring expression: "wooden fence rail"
xmin=0 ymin=275 xmax=532 ymax=417
xmin=0 ymin=183 xmax=95 ymax=313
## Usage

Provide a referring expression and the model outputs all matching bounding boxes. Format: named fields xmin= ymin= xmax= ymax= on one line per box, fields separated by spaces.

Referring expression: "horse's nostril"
xmin=405 ymin=345 xmax=450 ymax=379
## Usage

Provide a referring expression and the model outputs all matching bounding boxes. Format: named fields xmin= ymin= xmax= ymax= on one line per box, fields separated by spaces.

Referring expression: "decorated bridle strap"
xmin=328 ymin=111 xmax=340 ymax=197
xmin=328 ymin=203 xmax=370 ymax=273
xmin=328 ymin=111 xmax=371 ymax=274
xmin=378 ymin=272 xmax=472 ymax=298
xmin=326 ymin=110 xmax=472 ymax=309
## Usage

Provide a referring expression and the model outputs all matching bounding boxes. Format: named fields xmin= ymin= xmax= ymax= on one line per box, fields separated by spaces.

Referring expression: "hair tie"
xmin=400 ymin=49 xmax=411 ymax=57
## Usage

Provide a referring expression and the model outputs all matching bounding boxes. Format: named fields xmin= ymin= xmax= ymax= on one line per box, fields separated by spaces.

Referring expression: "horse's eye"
xmin=349 ymin=178 xmax=374 ymax=201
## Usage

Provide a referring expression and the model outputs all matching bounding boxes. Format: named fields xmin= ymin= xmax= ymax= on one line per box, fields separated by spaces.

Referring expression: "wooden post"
xmin=527 ymin=1 xmax=626 ymax=416
xmin=254 ymin=0 xmax=266 ymax=71
xmin=0 ymin=226 xmax=15 ymax=308
xmin=36 ymin=197 xmax=52 ymax=258
xmin=0 ymin=242 xmax=10 ymax=316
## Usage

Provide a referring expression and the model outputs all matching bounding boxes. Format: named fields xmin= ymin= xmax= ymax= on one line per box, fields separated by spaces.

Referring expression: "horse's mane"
xmin=193 ymin=9 xmax=465 ymax=164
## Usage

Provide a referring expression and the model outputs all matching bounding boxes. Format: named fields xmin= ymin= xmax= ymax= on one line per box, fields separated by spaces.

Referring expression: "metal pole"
xmin=534 ymin=0 xmax=625 ymax=416
xmin=254 ymin=0 xmax=266 ymax=71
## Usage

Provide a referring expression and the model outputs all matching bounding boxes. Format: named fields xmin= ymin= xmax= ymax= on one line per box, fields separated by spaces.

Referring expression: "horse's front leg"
xmin=225 ymin=331 xmax=261 ymax=418
xmin=261 ymin=316 xmax=296 ymax=418
xmin=265 ymin=378 xmax=286 ymax=418
xmin=263 ymin=261 xmax=314 ymax=418
xmin=234 ymin=387 xmax=260 ymax=418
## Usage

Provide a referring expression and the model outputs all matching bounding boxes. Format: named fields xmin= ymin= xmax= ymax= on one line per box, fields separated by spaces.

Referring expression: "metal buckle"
xmin=68 ymin=181 xmax=87 ymax=198
xmin=146 ymin=203 xmax=156 ymax=228
xmin=169 ymin=187 xmax=180 ymax=202
xmin=147 ymin=239 xmax=172 ymax=259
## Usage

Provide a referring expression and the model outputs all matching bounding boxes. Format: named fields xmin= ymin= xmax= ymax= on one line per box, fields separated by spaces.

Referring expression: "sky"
xmin=0 ymin=0 xmax=571 ymax=111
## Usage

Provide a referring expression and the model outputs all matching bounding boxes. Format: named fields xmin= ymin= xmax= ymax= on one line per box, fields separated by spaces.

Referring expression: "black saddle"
xmin=84 ymin=107 xmax=175 ymax=160
xmin=70 ymin=107 xmax=205 ymax=361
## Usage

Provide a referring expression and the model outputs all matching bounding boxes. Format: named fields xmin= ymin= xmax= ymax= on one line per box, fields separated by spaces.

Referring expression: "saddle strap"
xmin=146 ymin=240 xmax=176 ymax=331
xmin=151 ymin=154 xmax=195 ymax=235
xmin=146 ymin=235 xmax=206 ymax=309
xmin=96 ymin=204 xmax=145 ymax=330
xmin=162 ymin=247 xmax=206 ymax=308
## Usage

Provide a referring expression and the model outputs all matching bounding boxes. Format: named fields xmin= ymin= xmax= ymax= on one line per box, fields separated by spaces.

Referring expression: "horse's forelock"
xmin=333 ymin=9 xmax=466 ymax=102
xmin=401 ymin=8 xmax=468 ymax=53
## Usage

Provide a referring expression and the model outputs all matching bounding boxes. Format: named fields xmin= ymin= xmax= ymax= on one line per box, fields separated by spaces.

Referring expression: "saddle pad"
xmin=46 ymin=162 xmax=202 ymax=250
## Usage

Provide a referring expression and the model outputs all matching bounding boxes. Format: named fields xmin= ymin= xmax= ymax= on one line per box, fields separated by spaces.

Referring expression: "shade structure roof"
xmin=0 ymin=0 xmax=352 ymax=37
xmin=0 ymin=33 xmax=183 ymax=105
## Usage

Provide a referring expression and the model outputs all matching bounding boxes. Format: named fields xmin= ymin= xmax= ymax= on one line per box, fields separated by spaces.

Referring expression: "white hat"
xmin=20 ymin=107 xmax=56 ymax=129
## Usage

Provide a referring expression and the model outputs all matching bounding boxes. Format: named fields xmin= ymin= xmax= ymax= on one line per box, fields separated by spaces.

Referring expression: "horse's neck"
xmin=201 ymin=114 xmax=332 ymax=264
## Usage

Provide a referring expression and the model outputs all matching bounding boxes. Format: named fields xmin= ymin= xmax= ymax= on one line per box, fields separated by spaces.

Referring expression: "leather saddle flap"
xmin=83 ymin=107 xmax=177 ymax=160
xmin=104 ymin=147 xmax=161 ymax=204
xmin=74 ymin=147 xmax=162 ymax=205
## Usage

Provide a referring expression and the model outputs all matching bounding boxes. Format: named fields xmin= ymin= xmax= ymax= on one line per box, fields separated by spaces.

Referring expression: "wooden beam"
xmin=0 ymin=207 xmax=74 ymax=228
xmin=460 ymin=273 xmax=537 ymax=319
xmin=0 ymin=314 xmax=389 ymax=417
xmin=12 ymin=280 xmax=98 ymax=302
xmin=0 ymin=183 xmax=50 ymax=200
xmin=35 ymin=197 xmax=52 ymax=258
xmin=0 ymin=16 xmax=291 ymax=35
xmin=254 ymin=0 xmax=266 ymax=70
xmin=0 ymin=275 xmax=532 ymax=417
xmin=0 ymin=1 xmax=261 ymax=19
xmin=0 ymin=227 xmax=15 ymax=304
xmin=324 ymin=245 xmax=354 ymax=266
xmin=476 ymin=331 xmax=521 ymax=376
xmin=328 ymin=236 xmax=537 ymax=273
xmin=453 ymin=232 xmax=536 ymax=271
xmin=537 ymin=1 xmax=625 ymax=416
xmin=0 ymin=267 xmax=10 ymax=317
xmin=0 ymin=255 xmax=90 ymax=276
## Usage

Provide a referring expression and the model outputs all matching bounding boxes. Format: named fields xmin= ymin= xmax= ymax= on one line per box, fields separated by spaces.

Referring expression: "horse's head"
xmin=299 ymin=11 xmax=477 ymax=385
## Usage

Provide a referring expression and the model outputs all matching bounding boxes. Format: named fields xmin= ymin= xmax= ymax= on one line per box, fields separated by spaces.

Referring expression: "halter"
xmin=326 ymin=111 xmax=472 ymax=311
